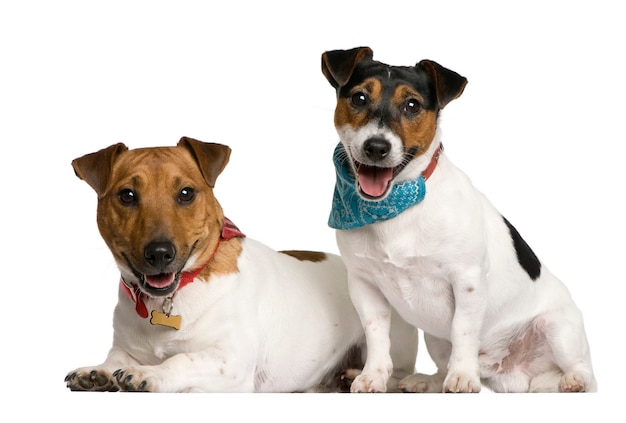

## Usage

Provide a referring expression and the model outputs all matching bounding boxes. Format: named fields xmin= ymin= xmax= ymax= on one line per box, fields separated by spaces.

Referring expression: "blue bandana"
xmin=328 ymin=143 xmax=427 ymax=230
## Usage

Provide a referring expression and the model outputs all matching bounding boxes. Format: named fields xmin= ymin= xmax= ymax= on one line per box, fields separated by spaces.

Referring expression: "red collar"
xmin=422 ymin=143 xmax=443 ymax=181
xmin=121 ymin=217 xmax=245 ymax=318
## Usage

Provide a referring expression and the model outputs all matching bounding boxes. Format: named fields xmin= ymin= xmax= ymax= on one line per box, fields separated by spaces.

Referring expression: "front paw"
xmin=113 ymin=368 xmax=152 ymax=392
xmin=443 ymin=371 xmax=481 ymax=393
xmin=65 ymin=368 xmax=119 ymax=392
xmin=351 ymin=373 xmax=388 ymax=393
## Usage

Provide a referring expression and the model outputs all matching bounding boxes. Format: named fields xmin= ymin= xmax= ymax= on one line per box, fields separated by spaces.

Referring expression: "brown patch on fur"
xmin=93 ymin=147 xmax=221 ymax=274
xmin=202 ymin=237 xmax=242 ymax=277
xmin=389 ymin=85 xmax=437 ymax=153
xmin=73 ymin=141 xmax=239 ymax=282
xmin=279 ymin=250 xmax=327 ymax=263
xmin=334 ymin=78 xmax=382 ymax=129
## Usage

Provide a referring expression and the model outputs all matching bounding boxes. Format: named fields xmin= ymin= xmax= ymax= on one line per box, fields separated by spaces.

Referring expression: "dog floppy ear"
xmin=178 ymin=137 xmax=231 ymax=188
xmin=72 ymin=143 xmax=128 ymax=197
xmin=322 ymin=47 xmax=373 ymax=89
xmin=417 ymin=60 xmax=468 ymax=109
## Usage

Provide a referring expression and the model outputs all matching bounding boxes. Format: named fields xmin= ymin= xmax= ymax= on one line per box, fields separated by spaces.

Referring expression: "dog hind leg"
xmin=387 ymin=311 xmax=418 ymax=392
xmin=398 ymin=333 xmax=449 ymax=393
xmin=539 ymin=309 xmax=596 ymax=392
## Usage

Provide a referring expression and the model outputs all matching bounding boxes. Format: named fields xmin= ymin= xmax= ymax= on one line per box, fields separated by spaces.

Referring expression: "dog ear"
xmin=178 ymin=137 xmax=231 ymax=188
xmin=72 ymin=143 xmax=128 ymax=197
xmin=417 ymin=60 xmax=468 ymax=109
xmin=322 ymin=47 xmax=373 ymax=89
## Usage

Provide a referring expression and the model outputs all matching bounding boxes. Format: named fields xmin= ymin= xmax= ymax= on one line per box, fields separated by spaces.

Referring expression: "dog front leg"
xmin=443 ymin=266 xmax=486 ymax=393
xmin=65 ymin=346 xmax=139 ymax=391
xmin=112 ymin=348 xmax=254 ymax=392
xmin=348 ymin=274 xmax=394 ymax=393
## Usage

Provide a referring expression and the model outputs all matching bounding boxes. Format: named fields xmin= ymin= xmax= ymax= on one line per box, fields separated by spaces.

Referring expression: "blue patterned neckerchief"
xmin=328 ymin=143 xmax=442 ymax=230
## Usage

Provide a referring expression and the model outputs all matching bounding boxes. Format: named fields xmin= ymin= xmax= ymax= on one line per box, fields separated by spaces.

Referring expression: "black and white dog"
xmin=322 ymin=47 xmax=596 ymax=393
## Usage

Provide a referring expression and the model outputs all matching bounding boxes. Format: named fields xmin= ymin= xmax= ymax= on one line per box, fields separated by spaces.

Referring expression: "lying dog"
xmin=65 ymin=137 xmax=416 ymax=392
xmin=322 ymin=47 xmax=596 ymax=393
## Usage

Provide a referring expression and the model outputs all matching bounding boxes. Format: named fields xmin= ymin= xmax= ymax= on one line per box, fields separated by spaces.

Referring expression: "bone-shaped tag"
xmin=150 ymin=310 xmax=181 ymax=330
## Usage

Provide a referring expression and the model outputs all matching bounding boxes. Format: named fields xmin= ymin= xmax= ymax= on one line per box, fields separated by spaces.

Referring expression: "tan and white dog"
xmin=65 ymin=137 xmax=416 ymax=392
xmin=322 ymin=47 xmax=596 ymax=393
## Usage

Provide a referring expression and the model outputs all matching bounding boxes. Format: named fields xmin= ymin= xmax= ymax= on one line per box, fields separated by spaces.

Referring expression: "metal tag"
xmin=150 ymin=310 xmax=181 ymax=330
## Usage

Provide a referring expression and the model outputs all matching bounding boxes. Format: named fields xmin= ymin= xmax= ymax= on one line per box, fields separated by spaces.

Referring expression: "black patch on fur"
xmin=338 ymin=62 xmax=440 ymax=111
xmin=502 ymin=216 xmax=541 ymax=281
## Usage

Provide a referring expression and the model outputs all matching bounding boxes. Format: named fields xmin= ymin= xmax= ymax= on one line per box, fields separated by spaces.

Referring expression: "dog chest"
xmin=383 ymin=258 xmax=455 ymax=338
xmin=341 ymin=240 xmax=456 ymax=338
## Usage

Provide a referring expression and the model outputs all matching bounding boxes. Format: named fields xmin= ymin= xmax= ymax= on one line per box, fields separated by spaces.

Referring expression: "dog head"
xmin=322 ymin=47 xmax=467 ymax=200
xmin=72 ymin=137 xmax=231 ymax=297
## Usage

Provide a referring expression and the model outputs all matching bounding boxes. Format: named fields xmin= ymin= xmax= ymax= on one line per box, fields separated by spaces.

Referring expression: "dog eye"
xmin=404 ymin=99 xmax=422 ymax=115
xmin=178 ymin=187 xmax=195 ymax=204
xmin=118 ymin=189 xmax=138 ymax=206
xmin=351 ymin=92 xmax=369 ymax=107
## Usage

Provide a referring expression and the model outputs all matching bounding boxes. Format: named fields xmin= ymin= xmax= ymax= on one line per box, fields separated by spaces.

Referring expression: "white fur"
xmin=67 ymin=238 xmax=417 ymax=392
xmin=336 ymin=126 xmax=596 ymax=393
xmin=338 ymin=122 xmax=405 ymax=169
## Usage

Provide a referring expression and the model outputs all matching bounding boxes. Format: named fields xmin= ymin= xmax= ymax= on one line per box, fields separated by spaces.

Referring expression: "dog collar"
xmin=328 ymin=143 xmax=442 ymax=230
xmin=121 ymin=217 xmax=245 ymax=320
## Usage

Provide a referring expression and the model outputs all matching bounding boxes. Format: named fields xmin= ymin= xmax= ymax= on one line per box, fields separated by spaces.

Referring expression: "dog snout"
xmin=144 ymin=241 xmax=176 ymax=269
xmin=363 ymin=137 xmax=391 ymax=162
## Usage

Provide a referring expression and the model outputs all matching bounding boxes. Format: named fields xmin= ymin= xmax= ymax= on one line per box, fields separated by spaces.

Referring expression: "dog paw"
xmin=443 ymin=372 xmax=481 ymax=393
xmin=112 ymin=368 xmax=152 ymax=392
xmin=336 ymin=368 xmax=362 ymax=392
xmin=559 ymin=372 xmax=586 ymax=392
xmin=399 ymin=372 xmax=445 ymax=393
xmin=65 ymin=368 xmax=119 ymax=392
xmin=350 ymin=373 xmax=388 ymax=393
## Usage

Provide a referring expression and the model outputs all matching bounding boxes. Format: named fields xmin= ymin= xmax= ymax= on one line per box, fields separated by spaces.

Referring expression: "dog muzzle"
xmin=329 ymin=143 xmax=440 ymax=230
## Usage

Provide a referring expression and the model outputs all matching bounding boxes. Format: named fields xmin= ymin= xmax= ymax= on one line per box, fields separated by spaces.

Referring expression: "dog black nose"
xmin=144 ymin=241 xmax=176 ymax=268
xmin=363 ymin=137 xmax=391 ymax=162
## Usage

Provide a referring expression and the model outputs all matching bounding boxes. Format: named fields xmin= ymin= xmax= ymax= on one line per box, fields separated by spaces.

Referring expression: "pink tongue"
xmin=145 ymin=273 xmax=175 ymax=289
xmin=358 ymin=165 xmax=393 ymax=198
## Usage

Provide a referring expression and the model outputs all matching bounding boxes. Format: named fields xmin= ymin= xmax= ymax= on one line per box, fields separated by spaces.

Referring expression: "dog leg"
xmin=536 ymin=309 xmax=596 ymax=392
xmin=399 ymin=333 xmax=449 ymax=393
xmin=442 ymin=266 xmax=486 ymax=393
xmin=387 ymin=311 xmax=418 ymax=392
xmin=111 ymin=348 xmax=253 ymax=392
xmin=348 ymin=275 xmax=394 ymax=393
xmin=65 ymin=346 xmax=139 ymax=391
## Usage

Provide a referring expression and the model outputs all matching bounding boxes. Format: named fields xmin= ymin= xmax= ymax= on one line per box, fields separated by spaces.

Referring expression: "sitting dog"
xmin=65 ymin=137 xmax=416 ymax=392
xmin=322 ymin=47 xmax=596 ymax=393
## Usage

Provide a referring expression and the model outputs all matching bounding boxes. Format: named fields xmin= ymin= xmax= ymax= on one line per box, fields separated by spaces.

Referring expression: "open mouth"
xmin=354 ymin=147 xmax=418 ymax=200
xmin=144 ymin=273 xmax=176 ymax=289
xmin=121 ymin=241 xmax=200 ymax=297
xmin=356 ymin=164 xmax=394 ymax=199
xmin=140 ymin=272 xmax=179 ymax=296
xmin=121 ymin=253 xmax=182 ymax=297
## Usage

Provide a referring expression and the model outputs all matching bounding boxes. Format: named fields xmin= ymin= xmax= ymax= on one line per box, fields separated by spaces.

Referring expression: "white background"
xmin=1 ymin=0 xmax=623 ymax=420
